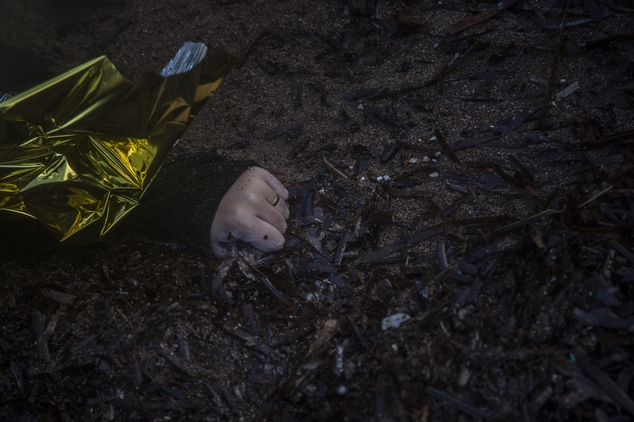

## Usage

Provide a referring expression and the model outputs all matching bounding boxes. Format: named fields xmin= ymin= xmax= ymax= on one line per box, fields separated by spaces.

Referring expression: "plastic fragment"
xmin=382 ymin=313 xmax=411 ymax=330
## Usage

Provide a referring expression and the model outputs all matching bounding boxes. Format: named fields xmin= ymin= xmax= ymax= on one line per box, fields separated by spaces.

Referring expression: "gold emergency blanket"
xmin=0 ymin=44 xmax=236 ymax=243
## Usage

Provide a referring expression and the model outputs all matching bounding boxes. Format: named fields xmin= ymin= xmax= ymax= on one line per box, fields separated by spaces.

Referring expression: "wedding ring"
xmin=271 ymin=194 xmax=280 ymax=207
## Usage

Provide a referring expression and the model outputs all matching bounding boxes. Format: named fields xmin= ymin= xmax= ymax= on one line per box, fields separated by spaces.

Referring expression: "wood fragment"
xmin=611 ymin=240 xmax=634 ymax=265
xmin=323 ymin=155 xmax=352 ymax=180
xmin=40 ymin=288 xmax=76 ymax=305
xmin=367 ymin=226 xmax=444 ymax=262
xmin=115 ymin=307 xmax=134 ymax=329
xmin=347 ymin=315 xmax=367 ymax=349
xmin=223 ymin=321 xmax=283 ymax=361
xmin=33 ymin=312 xmax=50 ymax=363
xmin=577 ymin=355 xmax=634 ymax=416
xmin=584 ymin=0 xmax=603 ymax=22
xmin=270 ymin=325 xmax=314 ymax=347
xmin=456 ymin=70 xmax=514 ymax=80
xmin=537 ymin=5 xmax=569 ymax=126
xmin=211 ymin=258 xmax=234 ymax=294
xmin=452 ymin=134 xmax=501 ymax=150
xmin=262 ymin=120 xmax=303 ymax=140
xmin=447 ymin=0 xmax=519 ymax=35
xmin=236 ymin=256 xmax=293 ymax=309
xmin=343 ymin=88 xmax=385 ymax=100
xmin=426 ymin=387 xmax=488 ymax=419
xmin=150 ymin=339 xmax=192 ymax=376
xmin=436 ymin=241 xmax=448 ymax=270
xmin=434 ymin=129 xmax=461 ymax=164
xmin=45 ymin=304 xmax=66 ymax=340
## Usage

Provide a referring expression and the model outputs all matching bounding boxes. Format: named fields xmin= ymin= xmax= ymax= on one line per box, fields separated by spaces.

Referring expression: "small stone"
xmin=337 ymin=385 xmax=347 ymax=395
xmin=430 ymin=135 xmax=437 ymax=141
xmin=434 ymin=151 xmax=441 ymax=157
xmin=408 ymin=158 xmax=418 ymax=164
xmin=377 ymin=176 xmax=384 ymax=182
xmin=357 ymin=103 xmax=364 ymax=110
xmin=421 ymin=156 xmax=430 ymax=162
xmin=391 ymin=344 xmax=398 ymax=352
xmin=383 ymin=175 xmax=390 ymax=181
xmin=429 ymin=172 xmax=439 ymax=178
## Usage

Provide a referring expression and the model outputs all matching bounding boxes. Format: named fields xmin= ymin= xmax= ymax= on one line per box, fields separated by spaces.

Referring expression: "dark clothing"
xmin=129 ymin=152 xmax=255 ymax=254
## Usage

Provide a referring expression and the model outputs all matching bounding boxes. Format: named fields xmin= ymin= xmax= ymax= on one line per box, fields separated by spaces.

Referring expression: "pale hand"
xmin=210 ymin=167 xmax=290 ymax=258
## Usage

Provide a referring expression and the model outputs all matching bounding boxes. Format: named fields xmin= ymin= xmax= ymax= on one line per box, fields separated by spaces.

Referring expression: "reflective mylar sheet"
xmin=0 ymin=43 xmax=236 ymax=243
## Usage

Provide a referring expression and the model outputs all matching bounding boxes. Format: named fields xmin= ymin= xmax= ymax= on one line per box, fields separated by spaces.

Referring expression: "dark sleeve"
xmin=126 ymin=152 xmax=256 ymax=255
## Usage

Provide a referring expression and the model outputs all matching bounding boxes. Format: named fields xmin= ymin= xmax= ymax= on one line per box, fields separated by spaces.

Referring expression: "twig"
xmin=537 ymin=1 xmax=570 ymax=126
xmin=115 ymin=307 xmax=134 ymax=330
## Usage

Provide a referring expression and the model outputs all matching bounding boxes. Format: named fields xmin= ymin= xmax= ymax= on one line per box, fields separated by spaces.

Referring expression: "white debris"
xmin=429 ymin=172 xmax=439 ymax=178
xmin=357 ymin=103 xmax=364 ymax=110
xmin=435 ymin=151 xmax=442 ymax=157
xmin=382 ymin=313 xmax=411 ymax=330
xmin=409 ymin=158 xmax=418 ymax=164
xmin=421 ymin=155 xmax=431 ymax=162
xmin=337 ymin=385 xmax=347 ymax=395
xmin=377 ymin=176 xmax=384 ymax=182
xmin=430 ymin=135 xmax=437 ymax=141
xmin=382 ymin=175 xmax=390 ymax=181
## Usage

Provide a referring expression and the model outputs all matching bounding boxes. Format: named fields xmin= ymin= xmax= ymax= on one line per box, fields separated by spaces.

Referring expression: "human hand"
xmin=210 ymin=167 xmax=290 ymax=258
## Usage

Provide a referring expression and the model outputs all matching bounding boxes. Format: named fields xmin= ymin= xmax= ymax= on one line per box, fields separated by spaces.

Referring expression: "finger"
xmin=211 ymin=233 xmax=232 ymax=259
xmin=257 ymin=204 xmax=288 ymax=234
xmin=274 ymin=196 xmax=290 ymax=219
xmin=260 ymin=184 xmax=280 ymax=208
xmin=253 ymin=167 xmax=289 ymax=200
xmin=237 ymin=219 xmax=285 ymax=251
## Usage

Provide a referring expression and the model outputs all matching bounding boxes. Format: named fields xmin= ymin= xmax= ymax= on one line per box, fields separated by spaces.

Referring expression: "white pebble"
xmin=357 ymin=103 xmax=364 ymax=110
xmin=337 ymin=385 xmax=347 ymax=395
xmin=421 ymin=156 xmax=430 ymax=162
xmin=430 ymin=136 xmax=437 ymax=141
xmin=409 ymin=158 xmax=418 ymax=164
xmin=435 ymin=151 xmax=442 ymax=157
xmin=429 ymin=172 xmax=439 ymax=178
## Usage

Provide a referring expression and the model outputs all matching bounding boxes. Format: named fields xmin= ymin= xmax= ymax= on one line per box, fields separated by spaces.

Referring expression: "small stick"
xmin=115 ymin=307 xmax=134 ymax=330
xmin=537 ymin=1 xmax=570 ymax=126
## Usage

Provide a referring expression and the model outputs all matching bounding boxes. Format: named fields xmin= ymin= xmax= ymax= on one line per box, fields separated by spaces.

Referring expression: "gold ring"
xmin=271 ymin=194 xmax=280 ymax=207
